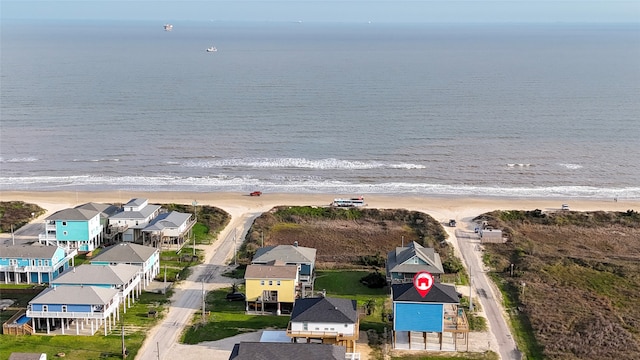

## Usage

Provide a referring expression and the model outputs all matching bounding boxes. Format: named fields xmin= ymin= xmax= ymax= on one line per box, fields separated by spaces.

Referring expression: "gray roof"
xmin=0 ymin=244 xmax=58 ymax=259
xmin=124 ymin=198 xmax=147 ymax=207
xmin=30 ymin=285 xmax=119 ymax=305
xmin=290 ymin=297 xmax=358 ymax=324
xmin=46 ymin=208 xmax=99 ymax=221
xmin=244 ymin=264 xmax=298 ymax=280
xmin=76 ymin=202 xmax=121 ymax=218
xmin=143 ymin=211 xmax=191 ymax=232
xmin=9 ymin=353 xmax=45 ymax=360
xmin=392 ymin=282 xmax=460 ymax=304
xmin=386 ymin=241 xmax=444 ymax=275
xmin=90 ymin=243 xmax=157 ymax=264
xmin=229 ymin=342 xmax=345 ymax=360
xmin=51 ymin=264 xmax=139 ymax=286
xmin=110 ymin=204 xmax=161 ymax=221
xmin=252 ymin=245 xmax=316 ymax=265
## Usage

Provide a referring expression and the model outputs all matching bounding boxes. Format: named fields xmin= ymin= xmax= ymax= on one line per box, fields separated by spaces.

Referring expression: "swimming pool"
xmin=15 ymin=314 xmax=30 ymax=325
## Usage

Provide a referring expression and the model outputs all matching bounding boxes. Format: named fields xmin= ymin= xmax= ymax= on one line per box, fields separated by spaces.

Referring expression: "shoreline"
xmin=1 ymin=190 xmax=637 ymax=222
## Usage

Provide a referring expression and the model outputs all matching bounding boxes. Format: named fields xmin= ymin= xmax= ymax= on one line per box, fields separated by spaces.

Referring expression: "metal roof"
xmin=252 ymin=245 xmax=316 ymax=265
xmin=30 ymin=285 xmax=119 ymax=305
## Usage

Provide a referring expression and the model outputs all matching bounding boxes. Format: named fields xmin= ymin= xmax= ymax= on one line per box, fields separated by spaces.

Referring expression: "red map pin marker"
xmin=413 ymin=271 xmax=434 ymax=298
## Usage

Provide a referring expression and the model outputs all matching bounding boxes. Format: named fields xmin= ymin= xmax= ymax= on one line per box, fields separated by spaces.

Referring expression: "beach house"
xmin=244 ymin=263 xmax=298 ymax=315
xmin=286 ymin=296 xmax=360 ymax=352
xmin=391 ymin=282 xmax=468 ymax=351
xmin=51 ymin=264 xmax=141 ymax=313
xmin=0 ymin=244 xmax=76 ymax=285
xmin=90 ymin=243 xmax=160 ymax=289
xmin=26 ymin=285 xmax=121 ymax=336
xmin=229 ymin=342 xmax=346 ymax=360
xmin=108 ymin=198 xmax=161 ymax=244
xmin=75 ymin=202 xmax=123 ymax=244
xmin=251 ymin=243 xmax=317 ymax=290
xmin=386 ymin=241 xmax=444 ymax=284
xmin=38 ymin=208 xmax=103 ymax=252
xmin=141 ymin=211 xmax=195 ymax=249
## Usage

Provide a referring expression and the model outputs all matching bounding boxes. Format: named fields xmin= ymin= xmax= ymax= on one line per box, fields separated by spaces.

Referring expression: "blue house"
xmin=51 ymin=264 xmax=142 ymax=313
xmin=0 ymin=245 xmax=76 ymax=285
xmin=27 ymin=285 xmax=121 ymax=336
xmin=386 ymin=241 xmax=444 ymax=284
xmin=391 ymin=282 xmax=469 ymax=351
xmin=39 ymin=208 xmax=103 ymax=252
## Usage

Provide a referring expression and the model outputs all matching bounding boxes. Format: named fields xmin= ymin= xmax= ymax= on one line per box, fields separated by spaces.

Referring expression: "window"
xmin=44 ymin=260 xmax=49 ymax=266
xmin=42 ymin=305 xmax=48 ymax=312
xmin=37 ymin=260 xmax=43 ymax=266
xmin=9 ymin=259 xmax=17 ymax=266
xmin=277 ymin=281 xmax=281 ymax=286
xmin=303 ymin=322 xmax=308 ymax=330
xmin=62 ymin=221 xmax=67 ymax=226
xmin=61 ymin=305 xmax=67 ymax=312
xmin=268 ymin=280 xmax=273 ymax=286
xmin=260 ymin=280 xmax=265 ymax=286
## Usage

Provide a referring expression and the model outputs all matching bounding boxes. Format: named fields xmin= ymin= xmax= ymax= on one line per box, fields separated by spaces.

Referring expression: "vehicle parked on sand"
xmin=250 ymin=191 xmax=262 ymax=196
xmin=561 ymin=204 xmax=570 ymax=210
xmin=448 ymin=219 xmax=457 ymax=227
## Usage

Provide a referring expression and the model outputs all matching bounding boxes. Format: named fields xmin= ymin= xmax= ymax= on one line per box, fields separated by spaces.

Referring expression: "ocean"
xmin=1 ymin=20 xmax=639 ymax=199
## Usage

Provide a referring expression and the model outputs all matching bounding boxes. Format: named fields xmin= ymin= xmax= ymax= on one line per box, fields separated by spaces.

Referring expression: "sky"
xmin=2 ymin=0 xmax=640 ymax=23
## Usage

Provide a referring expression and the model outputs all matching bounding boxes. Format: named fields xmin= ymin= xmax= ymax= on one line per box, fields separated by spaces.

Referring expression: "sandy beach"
xmin=2 ymin=191 xmax=638 ymax=224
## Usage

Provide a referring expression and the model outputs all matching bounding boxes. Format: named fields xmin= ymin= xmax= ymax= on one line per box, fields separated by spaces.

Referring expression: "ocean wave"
xmin=0 ymin=157 xmax=38 ymax=163
xmin=183 ymin=157 xmax=426 ymax=170
xmin=72 ymin=158 xmax=121 ymax=163
xmin=559 ymin=163 xmax=583 ymax=170
xmin=1 ymin=175 xmax=638 ymax=199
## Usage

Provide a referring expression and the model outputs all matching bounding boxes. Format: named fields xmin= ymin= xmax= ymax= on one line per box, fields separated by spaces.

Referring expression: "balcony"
xmin=27 ymin=310 xmax=108 ymax=320
xmin=286 ymin=323 xmax=358 ymax=341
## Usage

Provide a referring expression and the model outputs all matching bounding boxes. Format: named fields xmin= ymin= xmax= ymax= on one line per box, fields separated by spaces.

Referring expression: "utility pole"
xmin=234 ymin=228 xmax=237 ymax=266
xmin=11 ymin=224 xmax=15 ymax=245
xmin=192 ymin=200 xmax=198 ymax=257
xmin=469 ymin=274 xmax=474 ymax=312
xmin=510 ymin=263 xmax=514 ymax=277
xmin=156 ymin=342 xmax=160 ymax=360
xmin=163 ymin=265 xmax=167 ymax=294
xmin=401 ymin=235 xmax=404 ymax=247
xmin=261 ymin=231 xmax=264 ymax=248
xmin=201 ymin=280 xmax=206 ymax=323
xmin=121 ymin=324 xmax=126 ymax=358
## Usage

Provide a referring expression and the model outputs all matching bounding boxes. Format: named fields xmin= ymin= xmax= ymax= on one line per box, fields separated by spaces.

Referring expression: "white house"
xmin=108 ymin=198 xmax=161 ymax=244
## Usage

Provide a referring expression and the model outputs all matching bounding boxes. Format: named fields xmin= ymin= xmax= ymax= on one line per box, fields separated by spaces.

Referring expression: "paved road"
xmin=136 ymin=211 xmax=262 ymax=360
xmin=455 ymin=227 xmax=521 ymax=360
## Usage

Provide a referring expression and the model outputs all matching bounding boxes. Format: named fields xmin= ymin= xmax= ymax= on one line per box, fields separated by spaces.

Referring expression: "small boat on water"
xmin=206 ymin=46 xmax=218 ymax=52
xmin=164 ymin=24 xmax=173 ymax=31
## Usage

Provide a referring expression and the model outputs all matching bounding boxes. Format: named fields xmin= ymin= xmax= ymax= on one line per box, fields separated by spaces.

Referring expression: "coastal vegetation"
xmin=477 ymin=209 xmax=640 ymax=360
xmin=0 ymin=201 xmax=45 ymax=233
xmin=239 ymin=206 xmax=463 ymax=276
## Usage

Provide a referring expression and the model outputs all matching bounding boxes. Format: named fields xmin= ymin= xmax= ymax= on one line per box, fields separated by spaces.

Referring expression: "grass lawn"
xmin=0 ymin=290 xmax=172 ymax=360
xmin=315 ymin=270 xmax=390 ymax=333
xmin=181 ymin=288 xmax=290 ymax=344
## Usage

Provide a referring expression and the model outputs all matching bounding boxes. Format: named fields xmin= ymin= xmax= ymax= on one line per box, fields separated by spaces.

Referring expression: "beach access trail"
xmin=3 ymin=191 xmax=637 ymax=360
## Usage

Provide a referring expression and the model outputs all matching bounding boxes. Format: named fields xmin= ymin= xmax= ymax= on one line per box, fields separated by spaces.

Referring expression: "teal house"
xmin=0 ymin=244 xmax=76 ymax=284
xmin=39 ymin=208 xmax=104 ymax=252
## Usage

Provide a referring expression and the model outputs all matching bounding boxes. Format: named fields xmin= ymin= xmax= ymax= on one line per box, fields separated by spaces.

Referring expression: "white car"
xmin=561 ymin=204 xmax=570 ymax=210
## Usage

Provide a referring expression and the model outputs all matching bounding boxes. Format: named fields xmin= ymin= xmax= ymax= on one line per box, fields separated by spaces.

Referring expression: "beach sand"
xmin=2 ymin=191 xmax=637 ymax=223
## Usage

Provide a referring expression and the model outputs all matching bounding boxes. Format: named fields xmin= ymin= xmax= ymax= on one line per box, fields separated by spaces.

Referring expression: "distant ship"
xmin=206 ymin=46 xmax=218 ymax=52
xmin=164 ymin=24 xmax=173 ymax=31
